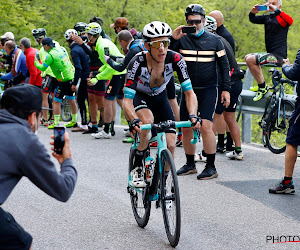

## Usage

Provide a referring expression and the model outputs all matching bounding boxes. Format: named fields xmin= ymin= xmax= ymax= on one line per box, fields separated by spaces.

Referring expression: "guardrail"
xmin=238 ymin=63 xmax=297 ymax=143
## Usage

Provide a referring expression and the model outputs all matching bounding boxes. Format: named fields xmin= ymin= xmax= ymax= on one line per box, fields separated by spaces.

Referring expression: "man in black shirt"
xmin=245 ymin=0 xmax=293 ymax=101
xmin=170 ymin=4 xmax=231 ymax=180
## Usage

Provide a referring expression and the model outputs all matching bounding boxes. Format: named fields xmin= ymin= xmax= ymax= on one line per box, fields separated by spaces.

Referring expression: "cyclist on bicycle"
xmin=34 ymin=37 xmax=78 ymax=129
xmin=245 ymin=0 xmax=293 ymax=101
xmin=123 ymin=21 xmax=200 ymax=188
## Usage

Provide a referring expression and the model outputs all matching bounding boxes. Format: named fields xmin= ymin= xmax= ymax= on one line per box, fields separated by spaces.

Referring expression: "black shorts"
xmin=134 ymin=90 xmax=176 ymax=133
xmin=253 ymin=52 xmax=283 ymax=67
xmin=180 ymin=87 xmax=217 ymax=122
xmin=286 ymin=100 xmax=300 ymax=146
xmin=215 ymin=80 xmax=243 ymax=114
xmin=54 ymin=80 xmax=75 ymax=102
xmin=0 ymin=208 xmax=32 ymax=250
xmin=105 ymin=74 xmax=125 ymax=101
xmin=41 ymin=75 xmax=58 ymax=93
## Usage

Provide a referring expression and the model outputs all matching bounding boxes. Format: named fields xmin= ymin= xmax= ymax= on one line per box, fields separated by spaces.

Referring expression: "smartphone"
xmin=182 ymin=26 xmax=196 ymax=34
xmin=54 ymin=126 xmax=65 ymax=155
xmin=104 ymin=47 xmax=109 ymax=56
xmin=35 ymin=51 xmax=40 ymax=61
xmin=256 ymin=5 xmax=269 ymax=11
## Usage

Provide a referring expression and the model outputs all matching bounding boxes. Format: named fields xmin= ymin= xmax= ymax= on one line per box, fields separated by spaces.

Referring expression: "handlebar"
xmin=280 ymin=78 xmax=298 ymax=86
xmin=140 ymin=120 xmax=199 ymax=145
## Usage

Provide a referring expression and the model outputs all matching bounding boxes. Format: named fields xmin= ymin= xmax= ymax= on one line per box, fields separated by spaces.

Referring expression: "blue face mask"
xmin=190 ymin=28 xmax=205 ymax=37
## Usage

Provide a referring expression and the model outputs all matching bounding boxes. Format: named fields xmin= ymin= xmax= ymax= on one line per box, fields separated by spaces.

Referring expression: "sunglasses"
xmin=186 ymin=20 xmax=202 ymax=25
xmin=148 ymin=39 xmax=170 ymax=49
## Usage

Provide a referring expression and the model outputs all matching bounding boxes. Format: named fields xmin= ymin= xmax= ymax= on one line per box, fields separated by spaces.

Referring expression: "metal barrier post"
xmin=242 ymin=67 xmax=253 ymax=143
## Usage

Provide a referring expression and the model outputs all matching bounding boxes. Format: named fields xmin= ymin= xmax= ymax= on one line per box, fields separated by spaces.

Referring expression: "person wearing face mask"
xmin=0 ymin=84 xmax=77 ymax=250
xmin=19 ymin=37 xmax=43 ymax=87
xmin=170 ymin=4 xmax=231 ymax=180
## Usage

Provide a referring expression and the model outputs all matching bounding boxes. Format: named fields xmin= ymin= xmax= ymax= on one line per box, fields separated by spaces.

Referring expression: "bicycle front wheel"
xmin=266 ymin=100 xmax=295 ymax=154
xmin=61 ymin=98 xmax=72 ymax=122
xmin=128 ymin=148 xmax=151 ymax=228
xmin=160 ymin=149 xmax=181 ymax=247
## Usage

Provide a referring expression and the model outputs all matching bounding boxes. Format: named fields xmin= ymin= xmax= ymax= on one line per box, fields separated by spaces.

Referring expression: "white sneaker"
xmin=91 ymin=130 xmax=111 ymax=139
xmin=194 ymin=152 xmax=207 ymax=163
xmin=131 ymin=167 xmax=146 ymax=188
xmin=226 ymin=151 xmax=244 ymax=160
xmin=123 ymin=128 xmax=131 ymax=137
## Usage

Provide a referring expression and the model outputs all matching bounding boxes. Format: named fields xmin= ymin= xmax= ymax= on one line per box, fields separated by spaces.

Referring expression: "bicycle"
xmin=127 ymin=120 xmax=198 ymax=247
xmin=259 ymin=68 xmax=296 ymax=154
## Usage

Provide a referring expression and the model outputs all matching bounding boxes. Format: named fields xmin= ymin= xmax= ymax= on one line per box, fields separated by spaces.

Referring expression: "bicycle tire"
xmin=128 ymin=148 xmax=151 ymax=228
xmin=266 ymin=100 xmax=295 ymax=154
xmin=61 ymin=98 xmax=72 ymax=122
xmin=160 ymin=149 xmax=181 ymax=247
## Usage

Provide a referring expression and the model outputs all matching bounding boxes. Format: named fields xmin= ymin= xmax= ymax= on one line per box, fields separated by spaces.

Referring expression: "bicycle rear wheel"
xmin=160 ymin=149 xmax=181 ymax=247
xmin=128 ymin=148 xmax=151 ymax=228
xmin=266 ymin=100 xmax=295 ymax=154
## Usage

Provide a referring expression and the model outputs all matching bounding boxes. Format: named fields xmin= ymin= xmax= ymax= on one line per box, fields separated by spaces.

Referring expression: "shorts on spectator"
xmin=215 ymin=80 xmax=242 ymax=114
xmin=0 ymin=207 xmax=32 ymax=250
xmin=42 ymin=75 xmax=58 ymax=93
xmin=105 ymin=74 xmax=125 ymax=101
xmin=87 ymin=80 xmax=107 ymax=96
xmin=286 ymin=100 xmax=300 ymax=146
xmin=54 ymin=80 xmax=75 ymax=102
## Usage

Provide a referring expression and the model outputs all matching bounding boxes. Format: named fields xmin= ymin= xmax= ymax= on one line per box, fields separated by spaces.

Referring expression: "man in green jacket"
xmin=35 ymin=37 xmax=78 ymax=129
xmin=86 ymin=22 xmax=126 ymax=139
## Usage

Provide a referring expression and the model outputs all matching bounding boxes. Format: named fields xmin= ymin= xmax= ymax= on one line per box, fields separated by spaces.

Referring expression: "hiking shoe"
xmin=194 ymin=152 xmax=207 ymax=163
xmin=269 ymin=179 xmax=295 ymax=194
xmin=82 ymin=127 xmax=98 ymax=134
xmin=122 ymin=137 xmax=134 ymax=143
xmin=216 ymin=143 xmax=226 ymax=153
xmin=197 ymin=165 xmax=218 ymax=180
xmin=253 ymin=87 xmax=268 ymax=101
xmin=226 ymin=150 xmax=244 ymax=160
xmin=92 ymin=130 xmax=111 ymax=139
xmin=175 ymin=134 xmax=183 ymax=147
xmin=250 ymin=85 xmax=259 ymax=92
xmin=130 ymin=166 xmax=146 ymax=188
xmin=65 ymin=121 xmax=78 ymax=128
xmin=176 ymin=164 xmax=197 ymax=176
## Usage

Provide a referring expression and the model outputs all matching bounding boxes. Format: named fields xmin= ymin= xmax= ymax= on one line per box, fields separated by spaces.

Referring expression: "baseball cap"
xmin=1 ymin=32 xmax=14 ymax=40
xmin=110 ymin=17 xmax=129 ymax=29
xmin=42 ymin=37 xmax=55 ymax=47
xmin=1 ymin=84 xmax=42 ymax=111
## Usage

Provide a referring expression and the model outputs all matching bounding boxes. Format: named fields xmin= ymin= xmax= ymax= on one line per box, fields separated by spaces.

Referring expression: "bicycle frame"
xmin=128 ymin=121 xmax=198 ymax=199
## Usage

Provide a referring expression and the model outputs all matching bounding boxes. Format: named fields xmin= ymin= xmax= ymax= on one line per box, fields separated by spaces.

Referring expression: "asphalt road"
xmin=3 ymin=124 xmax=300 ymax=249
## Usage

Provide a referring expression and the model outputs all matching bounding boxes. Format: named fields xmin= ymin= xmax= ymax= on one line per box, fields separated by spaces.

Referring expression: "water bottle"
xmin=145 ymin=156 xmax=154 ymax=184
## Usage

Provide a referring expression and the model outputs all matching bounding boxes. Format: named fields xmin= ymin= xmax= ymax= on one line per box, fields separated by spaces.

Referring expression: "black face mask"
xmin=114 ymin=28 xmax=118 ymax=35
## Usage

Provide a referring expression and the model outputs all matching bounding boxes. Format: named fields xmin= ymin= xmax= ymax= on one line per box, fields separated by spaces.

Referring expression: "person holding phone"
xmin=170 ymin=4 xmax=231 ymax=180
xmin=0 ymin=84 xmax=77 ymax=249
xmin=245 ymin=0 xmax=293 ymax=101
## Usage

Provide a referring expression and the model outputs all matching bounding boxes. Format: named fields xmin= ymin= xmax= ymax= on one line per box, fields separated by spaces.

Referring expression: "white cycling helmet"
xmin=142 ymin=21 xmax=172 ymax=42
xmin=86 ymin=22 xmax=102 ymax=36
xmin=64 ymin=29 xmax=78 ymax=40
xmin=204 ymin=16 xmax=217 ymax=33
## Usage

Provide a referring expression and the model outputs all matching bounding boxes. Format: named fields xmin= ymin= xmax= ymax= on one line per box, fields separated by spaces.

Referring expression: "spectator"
xmin=34 ymin=37 xmax=78 ymax=129
xmin=65 ymin=29 xmax=90 ymax=132
xmin=0 ymin=84 xmax=77 ymax=249
xmin=19 ymin=37 xmax=43 ymax=87
xmin=269 ymin=49 xmax=300 ymax=194
xmin=170 ymin=4 xmax=231 ymax=180
xmin=245 ymin=0 xmax=293 ymax=101
xmin=0 ymin=40 xmax=28 ymax=85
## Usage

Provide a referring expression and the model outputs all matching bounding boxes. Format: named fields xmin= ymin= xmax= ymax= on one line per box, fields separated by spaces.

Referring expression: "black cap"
xmin=42 ymin=37 xmax=55 ymax=47
xmin=1 ymin=84 xmax=42 ymax=110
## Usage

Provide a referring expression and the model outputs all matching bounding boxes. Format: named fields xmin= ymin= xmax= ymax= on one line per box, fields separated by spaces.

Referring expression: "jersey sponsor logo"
xmin=126 ymin=80 xmax=134 ymax=87
xmin=266 ymin=55 xmax=279 ymax=63
xmin=127 ymin=61 xmax=140 ymax=80
xmin=177 ymin=58 xmax=189 ymax=80
xmin=174 ymin=53 xmax=181 ymax=62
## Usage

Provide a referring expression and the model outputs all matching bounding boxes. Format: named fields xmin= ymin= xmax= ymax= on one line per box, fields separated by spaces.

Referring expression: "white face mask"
xmin=34 ymin=116 xmax=38 ymax=135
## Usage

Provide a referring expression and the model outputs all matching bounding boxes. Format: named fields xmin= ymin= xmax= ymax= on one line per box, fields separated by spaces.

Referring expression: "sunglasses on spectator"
xmin=186 ymin=20 xmax=202 ymax=25
xmin=148 ymin=39 xmax=170 ymax=48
